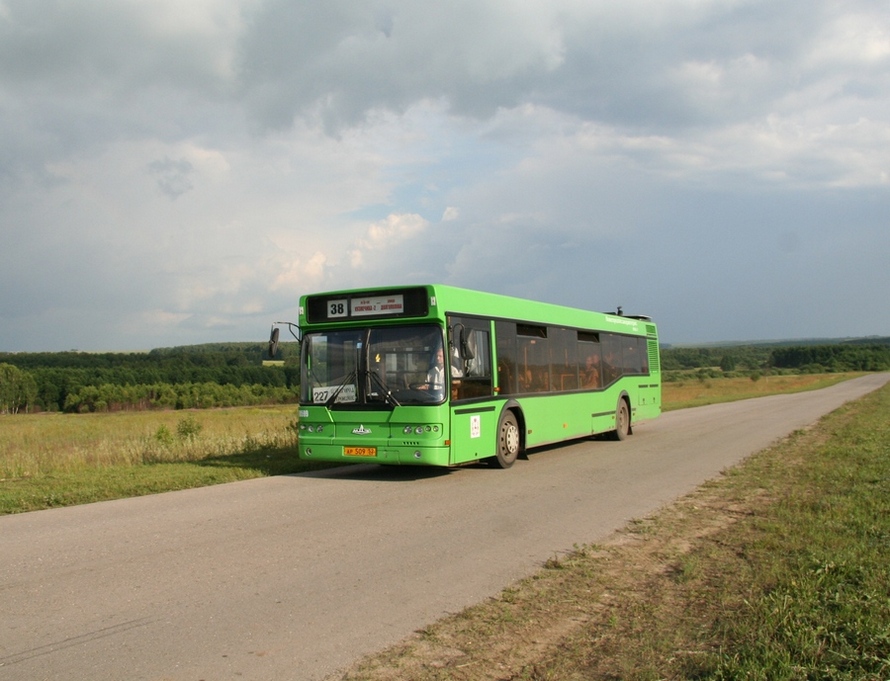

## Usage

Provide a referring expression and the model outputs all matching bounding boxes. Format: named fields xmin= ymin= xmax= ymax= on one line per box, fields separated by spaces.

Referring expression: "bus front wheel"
xmin=493 ymin=411 xmax=521 ymax=468
xmin=613 ymin=399 xmax=631 ymax=441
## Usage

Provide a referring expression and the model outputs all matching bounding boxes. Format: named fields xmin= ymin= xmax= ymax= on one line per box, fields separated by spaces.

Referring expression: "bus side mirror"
xmin=268 ymin=327 xmax=280 ymax=358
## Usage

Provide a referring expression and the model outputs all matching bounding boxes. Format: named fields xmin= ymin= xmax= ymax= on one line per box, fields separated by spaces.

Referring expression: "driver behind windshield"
xmin=424 ymin=346 xmax=446 ymax=398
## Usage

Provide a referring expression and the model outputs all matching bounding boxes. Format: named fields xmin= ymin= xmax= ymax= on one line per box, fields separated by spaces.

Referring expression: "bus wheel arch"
xmin=492 ymin=403 xmax=524 ymax=468
xmin=613 ymin=393 xmax=632 ymax=441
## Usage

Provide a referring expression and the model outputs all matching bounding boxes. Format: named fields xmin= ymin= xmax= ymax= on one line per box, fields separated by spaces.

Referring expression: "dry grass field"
xmin=0 ymin=405 xmax=299 ymax=479
xmin=0 ymin=406 xmax=304 ymax=513
xmin=0 ymin=373 xmax=862 ymax=514
xmin=662 ymin=372 xmax=859 ymax=410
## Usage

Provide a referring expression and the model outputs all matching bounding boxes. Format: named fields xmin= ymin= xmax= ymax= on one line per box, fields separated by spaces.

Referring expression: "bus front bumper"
xmin=299 ymin=443 xmax=451 ymax=466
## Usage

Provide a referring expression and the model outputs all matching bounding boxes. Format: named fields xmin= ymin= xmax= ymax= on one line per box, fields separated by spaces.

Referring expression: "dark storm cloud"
xmin=0 ymin=0 xmax=887 ymax=350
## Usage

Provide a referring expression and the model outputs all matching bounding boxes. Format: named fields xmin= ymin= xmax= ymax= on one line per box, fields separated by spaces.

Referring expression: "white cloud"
xmin=1 ymin=0 xmax=889 ymax=349
xmin=807 ymin=9 xmax=890 ymax=67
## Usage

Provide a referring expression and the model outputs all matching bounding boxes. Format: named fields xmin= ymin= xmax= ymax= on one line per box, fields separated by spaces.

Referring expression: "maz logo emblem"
xmin=352 ymin=425 xmax=372 ymax=435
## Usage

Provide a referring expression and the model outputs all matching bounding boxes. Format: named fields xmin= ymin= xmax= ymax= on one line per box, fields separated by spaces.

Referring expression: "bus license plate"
xmin=344 ymin=446 xmax=377 ymax=457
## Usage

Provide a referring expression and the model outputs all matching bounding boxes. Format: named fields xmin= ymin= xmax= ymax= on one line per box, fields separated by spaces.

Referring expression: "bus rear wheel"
xmin=613 ymin=399 xmax=631 ymax=441
xmin=493 ymin=411 xmax=521 ymax=468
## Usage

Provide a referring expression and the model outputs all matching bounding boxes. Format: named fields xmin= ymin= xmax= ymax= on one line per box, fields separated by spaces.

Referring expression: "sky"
xmin=1 ymin=0 xmax=888 ymax=352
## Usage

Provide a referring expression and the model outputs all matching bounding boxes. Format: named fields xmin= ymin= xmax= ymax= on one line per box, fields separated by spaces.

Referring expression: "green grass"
xmin=698 ymin=386 xmax=890 ymax=679
xmin=0 ymin=406 xmax=334 ymax=514
xmin=0 ymin=448 xmax=325 ymax=514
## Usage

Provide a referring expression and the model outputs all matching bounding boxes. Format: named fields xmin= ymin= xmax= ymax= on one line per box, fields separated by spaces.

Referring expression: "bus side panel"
xmin=449 ymin=403 xmax=500 ymax=464
xmin=520 ymin=384 xmax=656 ymax=445
xmin=515 ymin=393 xmax=599 ymax=449
xmin=635 ymin=381 xmax=662 ymax=421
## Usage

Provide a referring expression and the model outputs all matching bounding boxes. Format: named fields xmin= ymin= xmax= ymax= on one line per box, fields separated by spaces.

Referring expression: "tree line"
xmin=769 ymin=344 xmax=890 ymax=373
xmin=2 ymin=339 xmax=888 ymax=414
xmin=0 ymin=343 xmax=299 ymax=414
xmin=661 ymin=340 xmax=890 ymax=376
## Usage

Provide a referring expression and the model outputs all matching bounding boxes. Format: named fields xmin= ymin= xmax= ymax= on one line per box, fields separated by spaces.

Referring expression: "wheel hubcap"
xmin=503 ymin=424 xmax=519 ymax=453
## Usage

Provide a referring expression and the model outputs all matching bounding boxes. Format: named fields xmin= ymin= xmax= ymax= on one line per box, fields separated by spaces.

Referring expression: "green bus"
xmin=272 ymin=284 xmax=660 ymax=468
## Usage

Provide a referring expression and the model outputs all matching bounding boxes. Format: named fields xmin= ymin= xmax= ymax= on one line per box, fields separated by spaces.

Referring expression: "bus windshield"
xmin=301 ymin=324 xmax=447 ymax=407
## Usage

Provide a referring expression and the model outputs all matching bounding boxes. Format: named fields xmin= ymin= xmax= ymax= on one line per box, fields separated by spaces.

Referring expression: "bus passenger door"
xmin=447 ymin=317 xmax=496 ymax=464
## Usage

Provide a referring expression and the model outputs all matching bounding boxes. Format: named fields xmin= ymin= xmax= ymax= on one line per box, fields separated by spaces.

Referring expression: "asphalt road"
xmin=2 ymin=373 xmax=887 ymax=681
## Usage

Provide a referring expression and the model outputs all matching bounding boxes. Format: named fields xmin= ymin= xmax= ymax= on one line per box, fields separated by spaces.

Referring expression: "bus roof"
xmin=299 ymin=284 xmax=656 ymax=337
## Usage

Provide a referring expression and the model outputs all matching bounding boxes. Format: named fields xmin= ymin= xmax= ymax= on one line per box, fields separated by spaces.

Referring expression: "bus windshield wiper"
xmin=367 ymin=370 xmax=400 ymax=408
xmin=324 ymin=369 xmax=357 ymax=408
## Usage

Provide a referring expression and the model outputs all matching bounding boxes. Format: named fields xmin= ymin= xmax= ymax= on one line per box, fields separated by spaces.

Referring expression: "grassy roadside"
xmin=661 ymin=372 xmax=860 ymax=410
xmin=332 ymin=381 xmax=890 ymax=681
xmin=0 ymin=406 xmax=326 ymax=514
xmin=0 ymin=373 xmax=865 ymax=515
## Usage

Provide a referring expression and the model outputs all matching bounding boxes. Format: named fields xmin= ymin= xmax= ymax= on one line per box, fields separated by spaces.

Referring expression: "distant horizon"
xmin=662 ymin=335 xmax=890 ymax=349
xmin=4 ymin=334 xmax=890 ymax=356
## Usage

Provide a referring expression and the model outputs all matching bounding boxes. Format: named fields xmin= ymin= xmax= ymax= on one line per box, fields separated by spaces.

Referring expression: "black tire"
xmin=493 ymin=410 xmax=521 ymax=468
xmin=613 ymin=399 xmax=630 ymax=441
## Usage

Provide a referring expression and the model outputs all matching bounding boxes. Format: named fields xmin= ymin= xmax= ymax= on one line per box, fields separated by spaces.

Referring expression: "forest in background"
xmin=0 ymin=342 xmax=299 ymax=414
xmin=662 ymin=337 xmax=890 ymax=377
xmin=1 ymin=338 xmax=889 ymax=414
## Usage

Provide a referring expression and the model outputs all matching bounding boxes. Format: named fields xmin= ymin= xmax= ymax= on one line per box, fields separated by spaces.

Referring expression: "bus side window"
xmin=459 ymin=330 xmax=489 ymax=399
xmin=602 ymin=333 xmax=623 ymax=385
xmin=450 ymin=318 xmax=493 ymax=401
xmin=579 ymin=335 xmax=602 ymax=389
xmin=550 ymin=327 xmax=578 ymax=391
xmin=496 ymin=320 xmax=517 ymax=395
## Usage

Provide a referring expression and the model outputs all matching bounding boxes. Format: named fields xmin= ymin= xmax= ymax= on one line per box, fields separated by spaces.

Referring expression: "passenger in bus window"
xmin=582 ymin=352 xmax=601 ymax=388
xmin=519 ymin=367 xmax=533 ymax=392
xmin=603 ymin=351 xmax=619 ymax=384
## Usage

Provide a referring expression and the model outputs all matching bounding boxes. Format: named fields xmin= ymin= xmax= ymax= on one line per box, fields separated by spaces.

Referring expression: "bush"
xmin=154 ymin=424 xmax=174 ymax=447
xmin=176 ymin=415 xmax=203 ymax=440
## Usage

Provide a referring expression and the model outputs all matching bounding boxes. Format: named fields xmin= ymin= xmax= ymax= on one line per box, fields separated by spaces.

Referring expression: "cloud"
xmin=237 ymin=0 xmax=567 ymax=130
xmin=0 ymin=0 xmax=888 ymax=350
xmin=147 ymin=157 xmax=195 ymax=199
